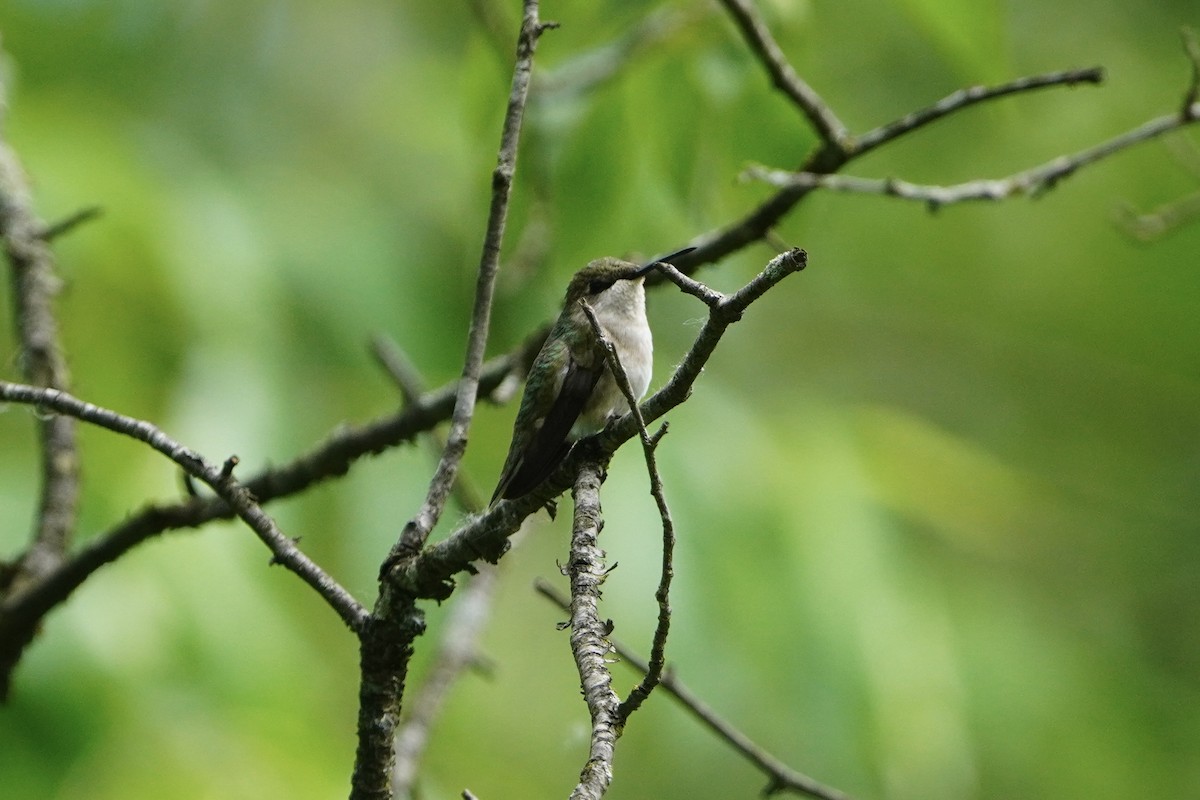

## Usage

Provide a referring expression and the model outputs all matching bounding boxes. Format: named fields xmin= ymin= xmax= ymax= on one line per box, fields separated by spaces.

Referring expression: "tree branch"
xmin=1114 ymin=191 xmax=1200 ymax=241
xmin=391 ymin=567 xmax=498 ymax=799
xmin=716 ymin=0 xmax=850 ymax=149
xmin=747 ymin=99 xmax=1200 ymax=209
xmin=565 ymin=460 xmax=621 ymax=800
xmin=663 ymin=67 xmax=1107 ymax=273
xmin=37 ymin=205 xmax=102 ymax=242
xmin=387 ymin=6 xmax=557 ymax=564
xmin=371 ymin=333 xmax=500 ymax=799
xmin=2 ymin=333 xmax=542 ymax=649
xmin=0 ymin=381 xmax=368 ymax=698
xmin=372 ymin=333 xmax=488 ymax=512
xmin=852 ymin=67 xmax=1105 ymax=156
xmin=535 ymin=580 xmax=849 ymax=800
xmin=0 ymin=83 xmax=80 ymax=590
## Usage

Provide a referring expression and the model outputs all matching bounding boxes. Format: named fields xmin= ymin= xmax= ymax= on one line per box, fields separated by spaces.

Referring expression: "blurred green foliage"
xmin=2 ymin=1 xmax=1199 ymax=799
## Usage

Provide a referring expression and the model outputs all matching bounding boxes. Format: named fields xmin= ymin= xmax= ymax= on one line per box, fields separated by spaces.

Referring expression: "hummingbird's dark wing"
xmin=492 ymin=355 xmax=602 ymax=502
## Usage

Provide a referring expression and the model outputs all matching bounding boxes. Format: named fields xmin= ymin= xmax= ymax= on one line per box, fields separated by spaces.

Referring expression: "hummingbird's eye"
xmin=588 ymin=279 xmax=614 ymax=295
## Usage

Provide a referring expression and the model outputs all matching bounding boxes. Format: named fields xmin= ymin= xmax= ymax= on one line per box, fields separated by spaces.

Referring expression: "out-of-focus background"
xmin=2 ymin=1 xmax=1198 ymax=798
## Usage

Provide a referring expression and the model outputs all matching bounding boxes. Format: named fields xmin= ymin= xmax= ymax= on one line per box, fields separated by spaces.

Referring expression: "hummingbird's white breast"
xmin=574 ymin=278 xmax=653 ymax=435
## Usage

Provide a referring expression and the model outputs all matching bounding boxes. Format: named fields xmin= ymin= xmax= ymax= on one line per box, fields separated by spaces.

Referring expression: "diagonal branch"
xmin=372 ymin=334 xmax=488 ymax=512
xmin=0 ymin=380 xmax=368 ymax=699
xmin=535 ymin=580 xmax=849 ymax=800
xmin=716 ymin=0 xmax=850 ymax=150
xmin=1182 ymin=27 xmax=1200 ymax=113
xmin=853 ymin=67 xmax=1105 ymax=156
xmin=1114 ymin=190 xmax=1200 ymax=241
xmin=0 ymin=339 xmax=539 ymax=685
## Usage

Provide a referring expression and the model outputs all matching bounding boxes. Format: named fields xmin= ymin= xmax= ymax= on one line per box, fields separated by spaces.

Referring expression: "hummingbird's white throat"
xmin=575 ymin=277 xmax=653 ymax=434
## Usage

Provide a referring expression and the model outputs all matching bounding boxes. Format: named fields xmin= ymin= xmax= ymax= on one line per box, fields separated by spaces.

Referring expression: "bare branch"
xmin=0 ymin=338 xmax=536 ymax=679
xmin=747 ymin=100 xmax=1200 ymax=210
xmin=385 ymin=4 xmax=557 ymax=565
xmin=37 ymin=205 xmax=102 ymax=242
xmin=665 ymin=67 xmax=1107 ymax=272
xmin=535 ymin=580 xmax=849 ymax=800
xmin=853 ymin=67 xmax=1105 ymax=156
xmin=372 ymin=334 xmax=487 ymax=513
xmin=716 ymin=0 xmax=850 ymax=149
xmin=1182 ymin=27 xmax=1200 ymax=113
xmin=565 ymin=460 xmax=621 ymax=800
xmin=536 ymin=6 xmax=695 ymax=98
xmin=0 ymin=82 xmax=80 ymax=589
xmin=1114 ymin=191 xmax=1200 ymax=241
xmin=0 ymin=380 xmax=369 ymax=697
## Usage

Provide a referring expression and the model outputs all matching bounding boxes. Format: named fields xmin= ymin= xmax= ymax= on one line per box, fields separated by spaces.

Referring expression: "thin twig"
xmin=716 ymin=0 xmax=850 ymax=149
xmin=1113 ymin=191 xmax=1200 ymax=241
xmin=385 ymin=4 xmax=557 ymax=566
xmin=1182 ymin=27 xmax=1200 ymax=113
xmin=535 ymin=579 xmax=849 ymax=800
xmin=576 ymin=300 xmax=678 ymax=722
xmin=535 ymin=6 xmax=694 ymax=98
xmin=565 ymin=460 xmax=621 ymax=800
xmin=747 ymin=99 xmax=1200 ymax=209
xmin=0 ymin=382 xmax=369 ymax=631
xmin=371 ymin=333 xmax=487 ymax=512
xmin=853 ymin=67 xmax=1105 ymax=156
xmin=0 ymin=83 xmax=80 ymax=590
xmin=37 ymin=205 xmax=102 ymax=242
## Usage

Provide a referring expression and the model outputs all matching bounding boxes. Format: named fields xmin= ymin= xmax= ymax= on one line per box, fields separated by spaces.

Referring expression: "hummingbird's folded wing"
xmin=493 ymin=355 xmax=602 ymax=502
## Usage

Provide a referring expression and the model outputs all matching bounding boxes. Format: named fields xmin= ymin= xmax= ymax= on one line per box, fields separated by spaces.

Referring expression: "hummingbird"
xmin=491 ymin=247 xmax=695 ymax=503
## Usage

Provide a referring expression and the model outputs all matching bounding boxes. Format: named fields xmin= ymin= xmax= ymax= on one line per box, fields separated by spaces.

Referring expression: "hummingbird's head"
xmin=563 ymin=257 xmax=642 ymax=306
xmin=562 ymin=247 xmax=696 ymax=306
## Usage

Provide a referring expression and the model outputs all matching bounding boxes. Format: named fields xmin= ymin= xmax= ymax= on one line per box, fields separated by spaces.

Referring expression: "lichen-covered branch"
xmin=535 ymin=579 xmax=849 ymax=800
xmin=565 ymin=461 xmax=621 ymax=800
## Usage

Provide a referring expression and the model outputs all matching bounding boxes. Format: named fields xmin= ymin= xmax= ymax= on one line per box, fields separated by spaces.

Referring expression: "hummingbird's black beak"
xmin=633 ymin=246 xmax=697 ymax=278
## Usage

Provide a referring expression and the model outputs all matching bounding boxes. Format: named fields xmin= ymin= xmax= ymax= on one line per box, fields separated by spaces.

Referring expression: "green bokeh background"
xmin=2 ymin=1 xmax=1199 ymax=798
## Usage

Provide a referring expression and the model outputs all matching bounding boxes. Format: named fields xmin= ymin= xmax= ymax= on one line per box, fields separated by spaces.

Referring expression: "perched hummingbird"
xmin=491 ymin=247 xmax=695 ymax=503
